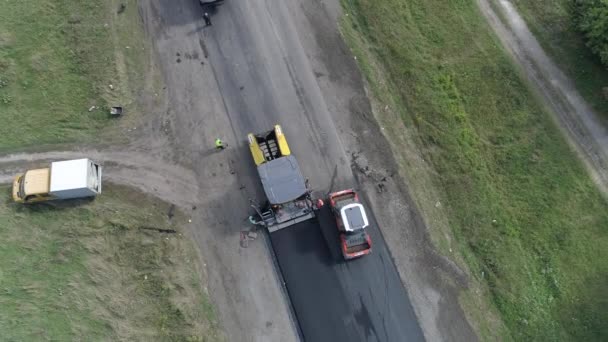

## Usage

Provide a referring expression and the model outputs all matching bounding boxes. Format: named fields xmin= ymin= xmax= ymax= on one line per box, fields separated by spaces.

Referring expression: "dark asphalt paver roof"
xmin=257 ymin=155 xmax=307 ymax=204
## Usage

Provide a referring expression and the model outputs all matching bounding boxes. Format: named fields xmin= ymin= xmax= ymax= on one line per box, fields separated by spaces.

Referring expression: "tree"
xmin=573 ymin=0 xmax=608 ymax=66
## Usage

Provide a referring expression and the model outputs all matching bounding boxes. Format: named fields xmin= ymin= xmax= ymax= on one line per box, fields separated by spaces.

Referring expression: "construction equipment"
xmin=12 ymin=159 xmax=102 ymax=203
xmin=248 ymin=125 xmax=320 ymax=232
xmin=329 ymin=189 xmax=372 ymax=259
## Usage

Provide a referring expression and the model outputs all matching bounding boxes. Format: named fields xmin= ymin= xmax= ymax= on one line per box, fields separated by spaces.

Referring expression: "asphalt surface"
xmin=272 ymin=205 xmax=424 ymax=342
xmin=140 ymin=0 xmax=426 ymax=340
xmin=201 ymin=1 xmax=425 ymax=340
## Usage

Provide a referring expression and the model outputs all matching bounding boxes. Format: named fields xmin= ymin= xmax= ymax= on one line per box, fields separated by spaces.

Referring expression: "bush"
xmin=573 ymin=0 xmax=608 ymax=66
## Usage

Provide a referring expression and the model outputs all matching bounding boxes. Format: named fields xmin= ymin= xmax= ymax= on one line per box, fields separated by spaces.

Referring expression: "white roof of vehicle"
xmin=340 ymin=203 xmax=369 ymax=232
xmin=50 ymin=159 xmax=90 ymax=192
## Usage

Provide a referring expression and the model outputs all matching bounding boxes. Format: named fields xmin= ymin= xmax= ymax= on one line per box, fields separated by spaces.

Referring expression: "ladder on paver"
xmin=260 ymin=210 xmax=275 ymax=223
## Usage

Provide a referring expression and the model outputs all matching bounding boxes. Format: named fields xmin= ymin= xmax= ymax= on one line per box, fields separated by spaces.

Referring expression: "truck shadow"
xmin=14 ymin=197 xmax=96 ymax=212
xmin=316 ymin=205 xmax=345 ymax=264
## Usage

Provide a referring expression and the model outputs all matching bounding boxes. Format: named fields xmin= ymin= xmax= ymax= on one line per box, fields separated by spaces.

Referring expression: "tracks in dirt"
xmin=0 ymin=150 xmax=198 ymax=208
xmin=478 ymin=0 xmax=608 ymax=195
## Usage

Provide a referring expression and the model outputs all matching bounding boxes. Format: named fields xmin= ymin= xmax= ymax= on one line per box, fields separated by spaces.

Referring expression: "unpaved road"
xmin=0 ymin=0 xmax=478 ymax=341
xmin=479 ymin=0 xmax=608 ymax=195
xmin=0 ymin=150 xmax=199 ymax=208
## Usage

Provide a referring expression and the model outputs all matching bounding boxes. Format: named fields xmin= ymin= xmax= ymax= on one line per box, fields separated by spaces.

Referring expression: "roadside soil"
xmin=479 ymin=0 xmax=608 ymax=195
xmin=0 ymin=0 xmax=480 ymax=341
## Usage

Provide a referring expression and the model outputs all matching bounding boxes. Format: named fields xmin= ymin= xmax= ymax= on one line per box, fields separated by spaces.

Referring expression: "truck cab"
xmin=329 ymin=189 xmax=372 ymax=259
xmin=12 ymin=168 xmax=53 ymax=203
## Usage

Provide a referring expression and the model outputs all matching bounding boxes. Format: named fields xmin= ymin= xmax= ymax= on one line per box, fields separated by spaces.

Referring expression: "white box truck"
xmin=12 ymin=158 xmax=102 ymax=203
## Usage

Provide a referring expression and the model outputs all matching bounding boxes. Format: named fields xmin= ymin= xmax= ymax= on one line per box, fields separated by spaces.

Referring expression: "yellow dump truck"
xmin=12 ymin=159 xmax=102 ymax=203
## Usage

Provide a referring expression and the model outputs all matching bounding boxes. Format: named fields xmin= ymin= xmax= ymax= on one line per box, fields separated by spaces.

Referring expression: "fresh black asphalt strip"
xmin=270 ymin=206 xmax=425 ymax=342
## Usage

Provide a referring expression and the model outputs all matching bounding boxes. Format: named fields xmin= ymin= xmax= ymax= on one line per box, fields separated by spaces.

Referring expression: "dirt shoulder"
xmin=479 ymin=0 xmax=608 ymax=196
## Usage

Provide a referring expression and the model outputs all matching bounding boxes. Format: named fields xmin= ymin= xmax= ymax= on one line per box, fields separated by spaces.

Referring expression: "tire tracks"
xmin=478 ymin=0 xmax=608 ymax=196
xmin=0 ymin=150 xmax=199 ymax=209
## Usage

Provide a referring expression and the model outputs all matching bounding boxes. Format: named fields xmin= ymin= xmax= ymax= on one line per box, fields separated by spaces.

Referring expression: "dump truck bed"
xmin=331 ymin=192 xmax=356 ymax=207
xmin=341 ymin=230 xmax=372 ymax=259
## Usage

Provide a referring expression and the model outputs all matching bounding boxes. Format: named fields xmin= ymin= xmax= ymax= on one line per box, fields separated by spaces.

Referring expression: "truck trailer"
xmin=12 ymin=158 xmax=102 ymax=203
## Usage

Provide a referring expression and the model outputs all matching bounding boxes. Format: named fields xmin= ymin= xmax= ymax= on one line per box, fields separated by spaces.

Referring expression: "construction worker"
xmin=203 ymin=12 xmax=212 ymax=27
xmin=215 ymin=138 xmax=225 ymax=150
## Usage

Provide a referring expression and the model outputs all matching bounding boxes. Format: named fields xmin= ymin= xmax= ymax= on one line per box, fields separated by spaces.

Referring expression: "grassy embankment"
xmin=0 ymin=185 xmax=221 ymax=340
xmin=510 ymin=0 xmax=608 ymax=120
xmin=340 ymin=0 xmax=608 ymax=340
xmin=0 ymin=0 xmax=148 ymax=151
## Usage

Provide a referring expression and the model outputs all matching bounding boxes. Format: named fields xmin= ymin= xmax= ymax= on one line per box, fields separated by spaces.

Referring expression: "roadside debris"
xmin=110 ymin=106 xmax=123 ymax=117
xmin=167 ymin=204 xmax=175 ymax=219
xmin=240 ymin=229 xmax=259 ymax=248
xmin=351 ymin=151 xmax=393 ymax=188
xmin=139 ymin=226 xmax=177 ymax=234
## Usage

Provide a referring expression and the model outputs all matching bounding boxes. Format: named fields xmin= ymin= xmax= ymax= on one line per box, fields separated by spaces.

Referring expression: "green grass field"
xmin=0 ymin=0 xmax=146 ymax=151
xmin=509 ymin=0 xmax=608 ymax=120
xmin=340 ymin=0 xmax=608 ymax=340
xmin=0 ymin=185 xmax=221 ymax=341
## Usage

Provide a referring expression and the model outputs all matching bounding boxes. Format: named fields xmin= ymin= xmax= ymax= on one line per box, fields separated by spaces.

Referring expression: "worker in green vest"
xmin=215 ymin=138 xmax=225 ymax=150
